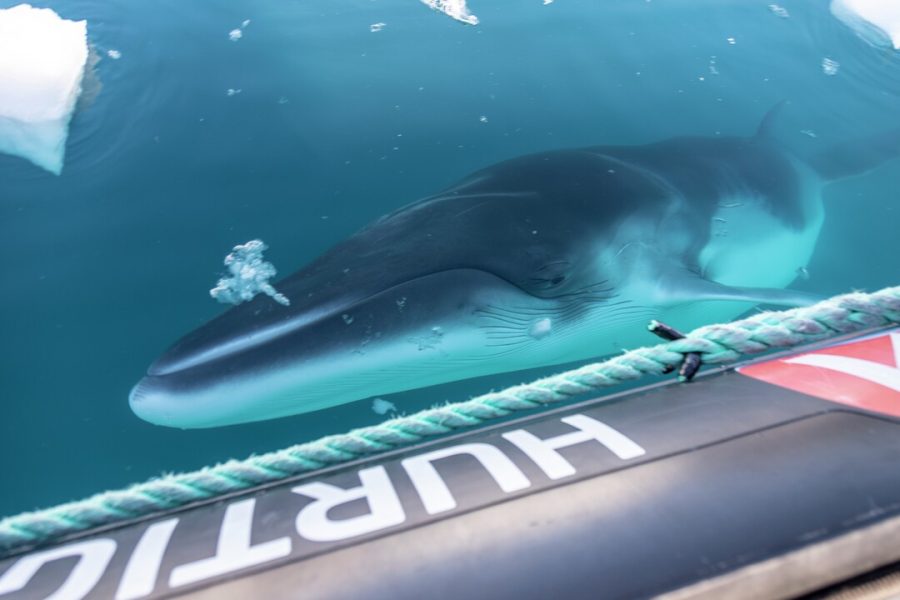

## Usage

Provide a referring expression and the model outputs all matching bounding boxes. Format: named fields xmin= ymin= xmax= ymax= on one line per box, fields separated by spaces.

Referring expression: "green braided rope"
xmin=1 ymin=285 xmax=898 ymax=555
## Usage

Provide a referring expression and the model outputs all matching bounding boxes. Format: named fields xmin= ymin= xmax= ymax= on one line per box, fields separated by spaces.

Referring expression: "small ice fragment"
xmin=226 ymin=88 xmax=242 ymax=96
xmin=529 ymin=318 xmax=553 ymax=340
xmin=277 ymin=96 xmax=289 ymax=104
xmin=342 ymin=314 xmax=354 ymax=325
xmin=420 ymin=0 xmax=479 ymax=25
xmin=768 ymin=4 xmax=790 ymax=18
xmin=801 ymin=129 xmax=818 ymax=138
xmin=543 ymin=0 xmax=554 ymax=4
xmin=479 ymin=115 xmax=488 ymax=123
xmin=210 ymin=240 xmax=290 ymax=306
xmin=830 ymin=0 xmax=900 ymax=50
xmin=822 ymin=57 xmax=840 ymax=75
xmin=370 ymin=22 xmax=386 ymax=32
xmin=371 ymin=398 xmax=396 ymax=415
xmin=726 ymin=36 xmax=736 ymax=45
xmin=396 ymin=297 xmax=407 ymax=310
xmin=0 ymin=4 xmax=89 ymax=174
xmin=229 ymin=19 xmax=250 ymax=42
xmin=107 ymin=49 xmax=122 ymax=60
xmin=796 ymin=266 xmax=810 ymax=281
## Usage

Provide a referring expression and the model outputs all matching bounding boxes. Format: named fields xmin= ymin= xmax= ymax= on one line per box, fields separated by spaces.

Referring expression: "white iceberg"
xmin=0 ymin=4 xmax=88 ymax=174
xmin=831 ymin=0 xmax=900 ymax=50
xmin=420 ymin=0 xmax=479 ymax=25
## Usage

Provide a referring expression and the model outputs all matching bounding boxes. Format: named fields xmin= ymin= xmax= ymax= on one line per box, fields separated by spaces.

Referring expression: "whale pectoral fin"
xmin=660 ymin=271 xmax=822 ymax=308
xmin=698 ymin=283 xmax=822 ymax=307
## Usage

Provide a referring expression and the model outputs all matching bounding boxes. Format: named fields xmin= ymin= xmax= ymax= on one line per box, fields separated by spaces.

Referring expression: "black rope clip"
xmin=648 ymin=320 xmax=702 ymax=382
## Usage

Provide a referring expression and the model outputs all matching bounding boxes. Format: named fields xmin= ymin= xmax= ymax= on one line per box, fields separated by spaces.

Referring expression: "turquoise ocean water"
xmin=1 ymin=0 xmax=898 ymax=517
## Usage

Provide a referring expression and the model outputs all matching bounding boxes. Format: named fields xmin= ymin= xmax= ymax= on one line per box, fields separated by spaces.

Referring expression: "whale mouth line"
xmin=148 ymin=267 xmax=525 ymax=377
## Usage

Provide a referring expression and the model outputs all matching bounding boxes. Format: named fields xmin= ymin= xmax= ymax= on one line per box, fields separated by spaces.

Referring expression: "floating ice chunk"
xmin=210 ymin=240 xmax=290 ymax=307
xmin=371 ymin=398 xmax=397 ymax=415
xmin=226 ymin=88 xmax=242 ymax=96
xmin=831 ymin=0 xmax=900 ymax=50
xmin=370 ymin=22 xmax=386 ymax=32
xmin=420 ymin=0 xmax=479 ymax=25
xmin=822 ymin=57 xmax=841 ymax=75
xmin=107 ymin=49 xmax=122 ymax=60
xmin=543 ymin=0 xmax=554 ymax=5
xmin=0 ymin=4 xmax=88 ymax=174
xmin=768 ymin=4 xmax=790 ymax=18
xmin=229 ymin=19 xmax=250 ymax=42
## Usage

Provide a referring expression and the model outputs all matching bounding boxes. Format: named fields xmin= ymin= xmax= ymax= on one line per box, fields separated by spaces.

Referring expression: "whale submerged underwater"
xmin=130 ymin=108 xmax=900 ymax=428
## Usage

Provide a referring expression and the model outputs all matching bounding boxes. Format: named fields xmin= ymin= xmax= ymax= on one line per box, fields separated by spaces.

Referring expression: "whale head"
xmin=129 ymin=154 xmax=669 ymax=428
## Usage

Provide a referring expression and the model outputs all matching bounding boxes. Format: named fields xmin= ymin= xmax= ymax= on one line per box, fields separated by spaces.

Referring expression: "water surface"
xmin=1 ymin=0 xmax=898 ymax=517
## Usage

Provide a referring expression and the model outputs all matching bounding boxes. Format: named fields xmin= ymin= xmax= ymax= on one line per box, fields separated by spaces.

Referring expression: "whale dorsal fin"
xmin=756 ymin=100 xmax=788 ymax=139
xmin=809 ymin=127 xmax=900 ymax=181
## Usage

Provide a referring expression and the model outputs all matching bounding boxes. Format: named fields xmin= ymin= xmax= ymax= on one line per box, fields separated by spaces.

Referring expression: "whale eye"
xmin=527 ymin=261 xmax=571 ymax=291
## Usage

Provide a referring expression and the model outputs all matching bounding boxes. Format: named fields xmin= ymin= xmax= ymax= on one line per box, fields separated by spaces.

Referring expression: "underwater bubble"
xmin=210 ymin=240 xmax=290 ymax=306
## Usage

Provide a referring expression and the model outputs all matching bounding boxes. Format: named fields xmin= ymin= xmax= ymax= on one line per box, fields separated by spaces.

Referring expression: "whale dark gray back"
xmin=151 ymin=117 xmax=900 ymax=377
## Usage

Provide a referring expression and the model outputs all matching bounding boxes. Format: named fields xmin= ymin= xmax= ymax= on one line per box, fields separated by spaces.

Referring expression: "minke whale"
xmin=130 ymin=107 xmax=900 ymax=428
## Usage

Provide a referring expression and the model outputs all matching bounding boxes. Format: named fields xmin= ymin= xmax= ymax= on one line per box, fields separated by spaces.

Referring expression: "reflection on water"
xmin=0 ymin=0 xmax=898 ymax=517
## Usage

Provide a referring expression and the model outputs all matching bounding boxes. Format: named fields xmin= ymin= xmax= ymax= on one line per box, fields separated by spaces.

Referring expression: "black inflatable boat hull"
xmin=2 ymin=327 xmax=900 ymax=600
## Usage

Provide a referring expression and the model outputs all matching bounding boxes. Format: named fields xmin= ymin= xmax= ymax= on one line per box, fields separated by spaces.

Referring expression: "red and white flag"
xmin=739 ymin=329 xmax=900 ymax=417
